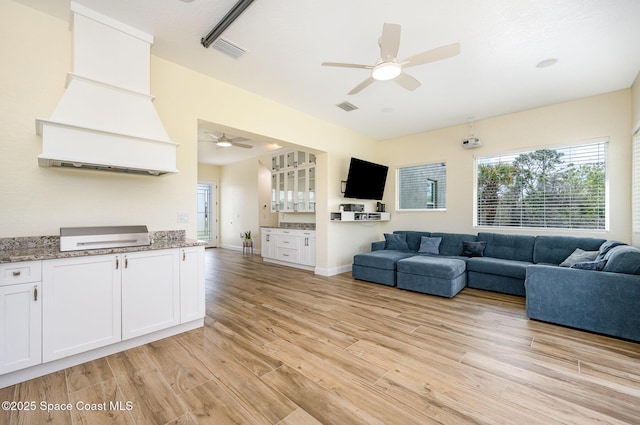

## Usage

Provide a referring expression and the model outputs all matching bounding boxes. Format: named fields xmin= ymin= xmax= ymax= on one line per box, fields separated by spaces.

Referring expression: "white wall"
xmin=377 ymin=90 xmax=633 ymax=242
xmin=632 ymin=70 xmax=640 ymax=131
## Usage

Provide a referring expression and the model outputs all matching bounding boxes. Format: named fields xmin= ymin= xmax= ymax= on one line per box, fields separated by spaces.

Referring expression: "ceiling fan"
xmin=322 ymin=23 xmax=460 ymax=95
xmin=202 ymin=131 xmax=253 ymax=149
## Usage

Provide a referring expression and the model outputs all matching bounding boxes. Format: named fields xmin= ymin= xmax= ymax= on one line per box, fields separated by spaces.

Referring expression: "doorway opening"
xmin=197 ymin=180 xmax=218 ymax=247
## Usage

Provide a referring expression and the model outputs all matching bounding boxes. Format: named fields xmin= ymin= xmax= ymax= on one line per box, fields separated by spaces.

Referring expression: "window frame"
xmin=473 ymin=138 xmax=609 ymax=231
xmin=396 ymin=161 xmax=447 ymax=212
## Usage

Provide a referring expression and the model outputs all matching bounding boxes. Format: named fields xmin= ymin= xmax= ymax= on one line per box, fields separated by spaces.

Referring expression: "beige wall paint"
xmin=378 ymin=90 xmax=633 ymax=242
xmin=633 ymin=71 xmax=640 ymax=131
xmin=0 ymin=1 xmax=193 ymax=237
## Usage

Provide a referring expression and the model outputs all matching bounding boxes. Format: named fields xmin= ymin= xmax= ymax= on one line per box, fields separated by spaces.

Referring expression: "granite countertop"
xmin=261 ymin=223 xmax=316 ymax=231
xmin=0 ymin=230 xmax=205 ymax=264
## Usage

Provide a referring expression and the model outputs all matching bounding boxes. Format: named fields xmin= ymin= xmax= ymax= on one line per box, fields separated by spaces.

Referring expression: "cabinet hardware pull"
xmin=183 ymin=251 xmax=186 ymax=261
xmin=125 ymin=257 xmax=128 ymax=268
xmin=34 ymin=286 xmax=38 ymax=301
xmin=266 ymin=235 xmax=270 ymax=242
xmin=116 ymin=258 xmax=119 ymax=269
xmin=13 ymin=271 xmax=21 ymax=276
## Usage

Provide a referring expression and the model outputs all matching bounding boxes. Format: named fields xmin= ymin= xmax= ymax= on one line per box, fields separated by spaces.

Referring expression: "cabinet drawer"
xmin=276 ymin=236 xmax=298 ymax=248
xmin=276 ymin=248 xmax=298 ymax=262
xmin=0 ymin=261 xmax=42 ymax=286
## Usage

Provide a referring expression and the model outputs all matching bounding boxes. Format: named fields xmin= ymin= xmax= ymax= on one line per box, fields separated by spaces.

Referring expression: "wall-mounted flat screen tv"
xmin=343 ymin=157 xmax=389 ymax=200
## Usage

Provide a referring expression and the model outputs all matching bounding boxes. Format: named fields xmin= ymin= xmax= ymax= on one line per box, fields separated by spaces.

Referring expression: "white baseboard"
xmin=314 ymin=264 xmax=352 ymax=276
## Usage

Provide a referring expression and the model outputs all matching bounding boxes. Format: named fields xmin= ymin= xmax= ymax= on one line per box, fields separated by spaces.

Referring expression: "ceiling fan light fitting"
xmin=371 ymin=62 xmax=402 ymax=81
xmin=216 ymin=140 xmax=232 ymax=147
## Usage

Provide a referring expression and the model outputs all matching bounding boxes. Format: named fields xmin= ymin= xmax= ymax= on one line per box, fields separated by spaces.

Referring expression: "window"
xmin=397 ymin=162 xmax=446 ymax=210
xmin=475 ymin=139 xmax=607 ymax=230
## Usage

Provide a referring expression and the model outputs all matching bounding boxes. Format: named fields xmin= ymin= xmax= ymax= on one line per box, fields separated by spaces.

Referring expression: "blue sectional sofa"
xmin=352 ymin=230 xmax=640 ymax=342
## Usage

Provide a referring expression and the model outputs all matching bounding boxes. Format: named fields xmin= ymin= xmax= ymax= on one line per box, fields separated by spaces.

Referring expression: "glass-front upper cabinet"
xmin=272 ymin=153 xmax=285 ymax=171
xmin=308 ymin=166 xmax=316 ymax=212
xmin=270 ymin=149 xmax=317 ymax=212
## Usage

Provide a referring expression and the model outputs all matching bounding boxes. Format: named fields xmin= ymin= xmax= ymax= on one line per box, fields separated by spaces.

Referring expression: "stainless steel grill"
xmin=60 ymin=225 xmax=150 ymax=252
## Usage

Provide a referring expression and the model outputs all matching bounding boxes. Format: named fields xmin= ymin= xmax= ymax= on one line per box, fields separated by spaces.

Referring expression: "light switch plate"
xmin=177 ymin=212 xmax=189 ymax=223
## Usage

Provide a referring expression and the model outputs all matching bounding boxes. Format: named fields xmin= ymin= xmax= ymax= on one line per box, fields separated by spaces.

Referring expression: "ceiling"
xmin=16 ymin=0 xmax=640 ymax=165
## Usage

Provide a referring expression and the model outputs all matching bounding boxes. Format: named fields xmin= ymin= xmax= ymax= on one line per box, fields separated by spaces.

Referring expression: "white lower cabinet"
xmin=121 ymin=250 xmax=180 ymax=340
xmin=0 ymin=261 xmax=42 ymax=374
xmin=179 ymin=246 xmax=205 ymax=323
xmin=1 ymin=246 xmax=203 ymax=377
xmin=261 ymin=228 xmax=316 ymax=269
xmin=299 ymin=232 xmax=316 ymax=267
xmin=42 ymin=255 xmax=121 ymax=362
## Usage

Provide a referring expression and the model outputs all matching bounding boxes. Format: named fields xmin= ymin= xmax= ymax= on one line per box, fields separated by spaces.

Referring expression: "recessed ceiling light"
xmin=536 ymin=58 xmax=558 ymax=68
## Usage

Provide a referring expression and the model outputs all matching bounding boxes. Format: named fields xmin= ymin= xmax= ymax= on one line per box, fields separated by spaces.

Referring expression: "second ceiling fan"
xmin=322 ymin=23 xmax=460 ymax=95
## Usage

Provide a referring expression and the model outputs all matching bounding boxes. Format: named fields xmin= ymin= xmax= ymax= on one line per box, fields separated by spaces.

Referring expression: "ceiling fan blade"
xmin=322 ymin=62 xmax=371 ymax=69
xmin=231 ymin=142 xmax=253 ymax=149
xmin=230 ymin=136 xmax=249 ymax=142
xmin=394 ymin=72 xmax=421 ymax=91
xmin=402 ymin=43 xmax=461 ymax=68
xmin=379 ymin=23 xmax=401 ymax=61
xmin=348 ymin=77 xmax=376 ymax=95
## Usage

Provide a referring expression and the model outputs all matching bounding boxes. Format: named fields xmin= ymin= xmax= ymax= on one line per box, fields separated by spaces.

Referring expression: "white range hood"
xmin=35 ymin=2 xmax=178 ymax=176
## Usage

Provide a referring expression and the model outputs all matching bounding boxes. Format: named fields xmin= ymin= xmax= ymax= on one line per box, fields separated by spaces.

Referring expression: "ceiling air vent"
xmin=336 ymin=101 xmax=358 ymax=112
xmin=211 ymin=37 xmax=247 ymax=58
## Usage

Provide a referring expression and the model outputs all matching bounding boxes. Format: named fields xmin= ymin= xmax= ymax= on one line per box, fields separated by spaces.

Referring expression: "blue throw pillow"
xmin=570 ymin=260 xmax=607 ymax=271
xmin=559 ymin=249 xmax=599 ymax=267
xmin=461 ymin=241 xmax=486 ymax=257
xmin=384 ymin=233 xmax=409 ymax=251
xmin=418 ymin=236 xmax=442 ymax=254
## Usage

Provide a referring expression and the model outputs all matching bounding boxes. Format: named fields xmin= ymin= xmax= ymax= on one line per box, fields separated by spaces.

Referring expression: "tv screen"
xmin=343 ymin=157 xmax=388 ymax=200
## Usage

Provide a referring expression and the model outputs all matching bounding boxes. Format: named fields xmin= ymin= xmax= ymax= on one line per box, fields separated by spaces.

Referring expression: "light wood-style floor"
xmin=2 ymin=248 xmax=640 ymax=424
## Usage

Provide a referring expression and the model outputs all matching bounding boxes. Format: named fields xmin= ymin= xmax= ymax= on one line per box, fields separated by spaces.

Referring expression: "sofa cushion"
xmin=384 ymin=233 xmax=409 ymax=251
xmin=533 ymin=235 xmax=606 ymax=265
xmin=397 ymin=256 xmax=466 ymax=279
xmin=461 ymin=241 xmax=486 ymax=257
xmin=466 ymin=257 xmax=531 ymax=280
xmin=478 ymin=232 xmax=535 ymax=262
xmin=430 ymin=232 xmax=477 ymax=257
xmin=596 ymin=240 xmax=627 ymax=261
xmin=393 ymin=231 xmax=430 ymax=252
xmin=602 ymin=245 xmax=640 ymax=275
xmin=418 ymin=236 xmax=442 ymax=254
xmin=559 ymin=248 xmax=599 ymax=267
xmin=353 ymin=250 xmax=416 ymax=270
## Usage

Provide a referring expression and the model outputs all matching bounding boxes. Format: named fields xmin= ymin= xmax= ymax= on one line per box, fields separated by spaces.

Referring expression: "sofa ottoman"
xmin=396 ymin=256 xmax=467 ymax=298
xmin=352 ymin=250 xmax=416 ymax=286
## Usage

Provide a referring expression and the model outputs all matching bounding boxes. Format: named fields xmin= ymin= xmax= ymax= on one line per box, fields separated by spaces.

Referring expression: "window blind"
xmin=398 ymin=162 xmax=447 ymax=210
xmin=476 ymin=139 xmax=607 ymax=230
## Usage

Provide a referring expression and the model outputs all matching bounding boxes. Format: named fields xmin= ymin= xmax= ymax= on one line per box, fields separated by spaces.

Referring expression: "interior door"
xmin=197 ymin=180 xmax=218 ymax=247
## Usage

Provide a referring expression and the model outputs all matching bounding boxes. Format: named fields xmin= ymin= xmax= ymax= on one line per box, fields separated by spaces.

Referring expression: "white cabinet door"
xmin=261 ymin=229 xmax=276 ymax=259
xmin=299 ymin=233 xmax=316 ymax=267
xmin=122 ymin=250 xmax=179 ymax=340
xmin=180 ymin=246 xmax=205 ymax=323
xmin=42 ymin=255 xmax=121 ymax=362
xmin=0 ymin=282 xmax=41 ymax=373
